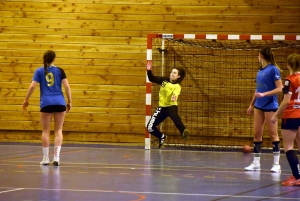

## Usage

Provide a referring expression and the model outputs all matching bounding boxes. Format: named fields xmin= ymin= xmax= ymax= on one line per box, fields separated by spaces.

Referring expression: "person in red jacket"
xmin=271 ymin=53 xmax=300 ymax=186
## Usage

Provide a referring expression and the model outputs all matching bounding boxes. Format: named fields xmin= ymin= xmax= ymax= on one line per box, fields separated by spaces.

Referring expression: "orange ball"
xmin=242 ymin=145 xmax=252 ymax=153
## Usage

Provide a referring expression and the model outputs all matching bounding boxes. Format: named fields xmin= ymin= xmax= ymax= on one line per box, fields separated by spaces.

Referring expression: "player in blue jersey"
xmin=22 ymin=50 xmax=72 ymax=166
xmin=245 ymin=46 xmax=283 ymax=172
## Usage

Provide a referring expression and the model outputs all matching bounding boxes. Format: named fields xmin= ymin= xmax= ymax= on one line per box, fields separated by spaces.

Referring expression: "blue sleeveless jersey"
xmin=32 ymin=66 xmax=67 ymax=108
xmin=255 ymin=64 xmax=281 ymax=110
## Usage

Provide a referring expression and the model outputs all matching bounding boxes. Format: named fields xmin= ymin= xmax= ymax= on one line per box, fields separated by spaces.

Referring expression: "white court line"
xmin=0 ymin=187 xmax=298 ymax=200
xmin=0 ymin=188 xmax=23 ymax=194
xmin=0 ymin=162 xmax=291 ymax=176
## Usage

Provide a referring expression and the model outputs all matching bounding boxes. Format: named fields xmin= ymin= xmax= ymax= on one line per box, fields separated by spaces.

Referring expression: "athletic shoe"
xmin=52 ymin=156 xmax=60 ymax=166
xmin=158 ymin=135 xmax=166 ymax=149
xmin=182 ymin=129 xmax=190 ymax=139
xmin=281 ymin=176 xmax=295 ymax=186
xmin=270 ymin=163 xmax=281 ymax=172
xmin=282 ymin=176 xmax=300 ymax=186
xmin=40 ymin=157 xmax=50 ymax=165
xmin=244 ymin=162 xmax=261 ymax=171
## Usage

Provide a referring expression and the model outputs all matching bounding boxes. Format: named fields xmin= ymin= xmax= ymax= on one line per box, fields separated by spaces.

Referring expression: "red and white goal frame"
xmin=145 ymin=33 xmax=300 ymax=150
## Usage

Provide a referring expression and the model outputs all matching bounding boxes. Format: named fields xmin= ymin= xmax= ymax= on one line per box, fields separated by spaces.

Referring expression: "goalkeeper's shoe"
xmin=182 ymin=129 xmax=190 ymax=139
xmin=158 ymin=135 xmax=166 ymax=148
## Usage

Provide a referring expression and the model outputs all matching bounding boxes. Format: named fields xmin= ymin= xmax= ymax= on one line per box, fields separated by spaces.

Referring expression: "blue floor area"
xmin=0 ymin=143 xmax=299 ymax=201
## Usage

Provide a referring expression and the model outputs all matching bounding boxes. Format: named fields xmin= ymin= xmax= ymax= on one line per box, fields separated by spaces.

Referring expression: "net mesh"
xmin=150 ymin=38 xmax=300 ymax=150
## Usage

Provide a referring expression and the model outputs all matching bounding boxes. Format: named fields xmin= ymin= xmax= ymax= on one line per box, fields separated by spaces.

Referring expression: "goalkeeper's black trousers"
xmin=146 ymin=105 xmax=186 ymax=139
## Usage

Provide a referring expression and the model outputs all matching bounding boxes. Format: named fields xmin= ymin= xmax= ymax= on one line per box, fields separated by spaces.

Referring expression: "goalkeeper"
xmin=146 ymin=65 xmax=190 ymax=148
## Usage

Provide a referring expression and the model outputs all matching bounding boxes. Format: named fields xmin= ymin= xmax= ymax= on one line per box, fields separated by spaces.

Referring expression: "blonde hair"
xmin=287 ymin=53 xmax=300 ymax=73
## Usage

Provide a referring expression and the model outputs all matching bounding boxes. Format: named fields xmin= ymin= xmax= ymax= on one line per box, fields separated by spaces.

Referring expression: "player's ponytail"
xmin=43 ymin=50 xmax=56 ymax=75
xmin=260 ymin=46 xmax=282 ymax=72
xmin=175 ymin=67 xmax=186 ymax=84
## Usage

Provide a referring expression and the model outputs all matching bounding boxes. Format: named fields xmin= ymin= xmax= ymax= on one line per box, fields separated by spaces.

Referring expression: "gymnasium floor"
xmin=0 ymin=143 xmax=299 ymax=201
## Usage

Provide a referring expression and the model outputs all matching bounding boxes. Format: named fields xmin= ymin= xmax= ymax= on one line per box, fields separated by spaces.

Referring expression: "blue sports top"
xmin=32 ymin=66 xmax=67 ymax=108
xmin=255 ymin=64 xmax=281 ymax=110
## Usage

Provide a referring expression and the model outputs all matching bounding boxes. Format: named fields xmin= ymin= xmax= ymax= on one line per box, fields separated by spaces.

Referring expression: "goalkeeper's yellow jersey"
xmin=147 ymin=70 xmax=181 ymax=107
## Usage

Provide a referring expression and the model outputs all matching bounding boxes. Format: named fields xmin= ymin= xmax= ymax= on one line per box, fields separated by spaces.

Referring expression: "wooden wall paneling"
xmin=0 ymin=0 xmax=299 ymax=146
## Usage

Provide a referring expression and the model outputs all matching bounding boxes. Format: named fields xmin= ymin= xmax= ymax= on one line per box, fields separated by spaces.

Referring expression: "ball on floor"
xmin=242 ymin=145 xmax=252 ymax=154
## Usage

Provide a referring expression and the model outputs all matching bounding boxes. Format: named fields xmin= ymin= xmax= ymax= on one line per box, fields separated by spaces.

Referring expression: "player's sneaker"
xmin=158 ymin=135 xmax=166 ymax=149
xmin=270 ymin=163 xmax=281 ymax=172
xmin=245 ymin=162 xmax=261 ymax=171
xmin=40 ymin=157 xmax=50 ymax=165
xmin=282 ymin=176 xmax=300 ymax=186
xmin=281 ymin=176 xmax=295 ymax=186
xmin=182 ymin=129 xmax=190 ymax=139
xmin=52 ymin=156 xmax=60 ymax=166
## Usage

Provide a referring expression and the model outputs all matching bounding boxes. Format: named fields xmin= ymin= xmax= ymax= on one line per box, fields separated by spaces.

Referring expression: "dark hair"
xmin=287 ymin=53 xmax=300 ymax=72
xmin=259 ymin=46 xmax=281 ymax=71
xmin=43 ymin=50 xmax=56 ymax=75
xmin=174 ymin=67 xmax=186 ymax=84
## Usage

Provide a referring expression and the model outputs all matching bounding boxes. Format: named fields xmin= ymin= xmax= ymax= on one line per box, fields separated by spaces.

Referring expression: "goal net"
xmin=145 ymin=34 xmax=300 ymax=150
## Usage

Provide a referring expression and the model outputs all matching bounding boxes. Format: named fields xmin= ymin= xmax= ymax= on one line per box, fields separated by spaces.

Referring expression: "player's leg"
xmin=281 ymin=129 xmax=300 ymax=186
xmin=53 ymin=107 xmax=66 ymax=166
xmin=168 ymin=106 xmax=189 ymax=139
xmin=147 ymin=107 xmax=168 ymax=148
xmin=40 ymin=109 xmax=53 ymax=165
xmin=245 ymin=108 xmax=265 ymax=171
xmin=265 ymin=111 xmax=281 ymax=172
xmin=297 ymin=127 xmax=300 ymax=175
xmin=296 ymin=126 xmax=300 ymax=174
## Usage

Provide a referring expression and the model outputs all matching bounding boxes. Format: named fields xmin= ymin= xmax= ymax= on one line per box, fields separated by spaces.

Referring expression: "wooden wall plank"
xmin=9 ymin=18 xmax=300 ymax=33
xmin=1 ymin=111 xmax=144 ymax=124
xmin=1 ymin=3 xmax=299 ymax=16
xmin=0 ymin=65 xmax=145 ymax=76
xmin=1 ymin=89 xmax=145 ymax=100
xmin=5 ymin=43 xmax=145 ymax=53
xmin=0 ymin=27 xmax=147 ymax=37
xmin=0 ymin=131 xmax=144 ymax=143
xmin=176 ymin=15 xmax=300 ymax=23
xmin=0 ymin=42 xmax=8 ymax=49
xmin=0 ymin=34 xmax=146 ymax=45
xmin=0 ymin=105 xmax=144 ymax=115
xmin=0 ymin=82 xmax=146 ymax=92
xmin=2 ymin=0 xmax=300 ymax=6
xmin=2 ymin=11 xmax=177 ymax=21
xmin=0 ymin=97 xmax=145 ymax=108
xmin=1 ymin=73 xmax=145 ymax=85
xmin=0 ymin=121 xmax=144 ymax=133
xmin=0 ymin=50 xmax=145 ymax=60
xmin=3 ymin=11 xmax=299 ymax=23
xmin=0 ymin=18 xmax=13 ymax=26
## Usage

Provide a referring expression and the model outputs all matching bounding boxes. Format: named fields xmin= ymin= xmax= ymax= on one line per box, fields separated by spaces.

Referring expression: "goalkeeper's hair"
xmin=174 ymin=67 xmax=186 ymax=84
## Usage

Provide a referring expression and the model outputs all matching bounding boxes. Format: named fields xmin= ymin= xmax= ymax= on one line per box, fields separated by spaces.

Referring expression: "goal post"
xmin=145 ymin=33 xmax=300 ymax=150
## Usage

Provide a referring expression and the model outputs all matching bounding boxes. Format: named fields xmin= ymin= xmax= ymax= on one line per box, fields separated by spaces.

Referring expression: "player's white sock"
xmin=42 ymin=147 xmax=49 ymax=157
xmin=254 ymin=156 xmax=260 ymax=164
xmin=54 ymin=146 xmax=61 ymax=158
xmin=273 ymin=152 xmax=280 ymax=164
